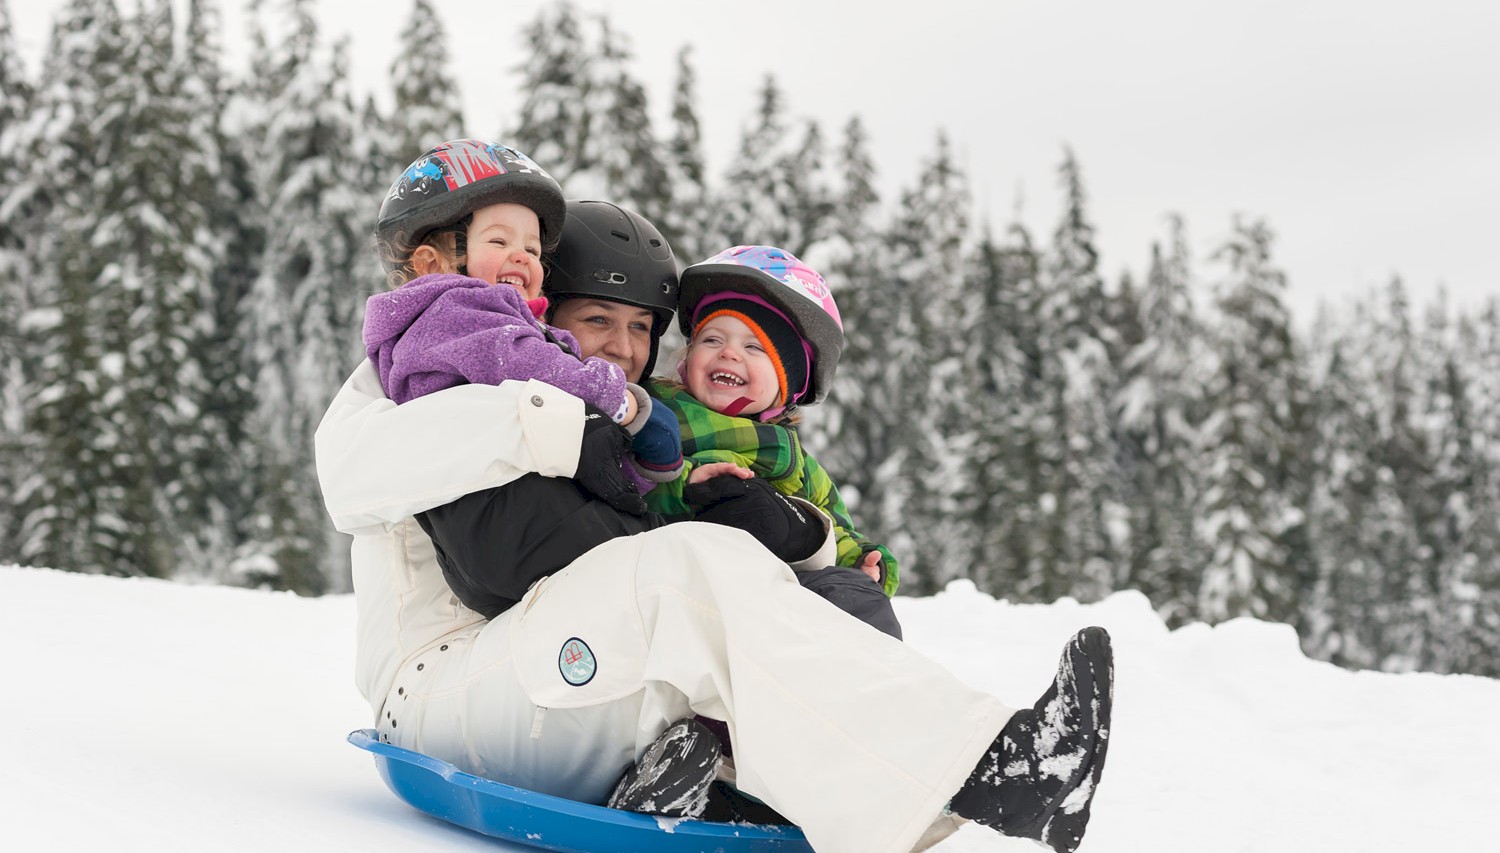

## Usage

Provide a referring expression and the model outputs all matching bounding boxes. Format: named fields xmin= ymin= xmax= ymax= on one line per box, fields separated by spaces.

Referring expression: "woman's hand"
xmin=687 ymin=462 xmax=753 ymax=485
xmin=576 ymin=404 xmax=646 ymax=515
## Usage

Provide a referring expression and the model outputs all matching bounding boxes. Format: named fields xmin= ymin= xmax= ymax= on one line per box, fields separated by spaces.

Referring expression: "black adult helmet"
xmin=545 ymin=200 xmax=680 ymax=377
xmin=374 ymin=139 xmax=565 ymax=272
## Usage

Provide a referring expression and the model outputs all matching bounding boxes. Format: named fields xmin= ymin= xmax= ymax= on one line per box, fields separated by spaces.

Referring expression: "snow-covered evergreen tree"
xmin=92 ymin=0 xmax=229 ymax=578
xmin=1115 ymin=215 xmax=1207 ymax=624
xmin=660 ymin=46 xmax=710 ymax=262
xmin=1033 ymin=148 xmax=1119 ymax=601
xmin=573 ymin=17 xmax=671 ymax=225
xmin=166 ymin=0 xmax=250 ymax=579
xmin=387 ymin=0 xmax=465 ymax=169
xmin=950 ymin=223 xmax=1036 ymax=597
xmin=877 ymin=133 xmax=971 ymax=594
xmin=508 ymin=0 xmax=591 ymax=178
xmin=13 ymin=0 xmax=155 ymax=576
xmin=715 ymin=76 xmax=833 ymax=257
xmin=1421 ymin=321 xmax=1492 ymax=673
xmin=0 ymin=0 xmax=34 ymax=557
xmin=1196 ymin=217 xmax=1310 ymax=624
xmin=804 ymin=115 xmax=886 ymax=531
xmin=182 ymin=0 xmax=267 ymax=585
xmin=1443 ymin=305 xmax=1500 ymax=675
xmin=235 ymin=1 xmax=368 ymax=593
xmin=1302 ymin=300 xmax=1404 ymax=669
xmin=804 ymin=114 xmax=894 ymax=566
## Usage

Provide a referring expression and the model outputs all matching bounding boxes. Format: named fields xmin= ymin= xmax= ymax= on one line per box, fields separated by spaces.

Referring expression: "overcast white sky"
xmin=12 ymin=0 xmax=1499 ymax=323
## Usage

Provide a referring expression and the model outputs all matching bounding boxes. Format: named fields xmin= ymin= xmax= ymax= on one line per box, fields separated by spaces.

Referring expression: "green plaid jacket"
xmin=645 ymin=381 xmax=899 ymax=596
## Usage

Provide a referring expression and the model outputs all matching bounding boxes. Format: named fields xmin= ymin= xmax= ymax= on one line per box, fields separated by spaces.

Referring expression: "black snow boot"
xmin=606 ymin=717 xmax=722 ymax=819
xmin=949 ymin=626 xmax=1114 ymax=853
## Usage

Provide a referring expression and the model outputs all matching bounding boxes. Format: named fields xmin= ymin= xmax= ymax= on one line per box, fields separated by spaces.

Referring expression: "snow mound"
xmin=4 ymin=564 xmax=1496 ymax=852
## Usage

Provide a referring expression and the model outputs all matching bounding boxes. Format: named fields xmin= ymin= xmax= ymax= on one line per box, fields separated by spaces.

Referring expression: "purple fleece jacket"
xmin=363 ymin=274 xmax=655 ymax=494
xmin=364 ymin=273 xmax=628 ymax=414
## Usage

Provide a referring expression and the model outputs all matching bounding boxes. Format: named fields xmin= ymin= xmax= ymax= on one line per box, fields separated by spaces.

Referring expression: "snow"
xmin=5 ymin=565 xmax=1496 ymax=852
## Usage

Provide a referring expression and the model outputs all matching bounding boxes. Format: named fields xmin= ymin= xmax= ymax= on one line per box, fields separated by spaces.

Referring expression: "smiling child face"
xmin=682 ymin=314 xmax=780 ymax=415
xmin=465 ymin=202 xmax=545 ymax=300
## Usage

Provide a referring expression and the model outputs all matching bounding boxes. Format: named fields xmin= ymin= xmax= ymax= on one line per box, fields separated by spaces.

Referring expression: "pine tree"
xmin=574 ymin=16 xmax=671 ymax=224
xmin=388 ymin=0 xmax=464 ymax=170
xmin=713 ymin=75 xmax=789 ymax=248
xmin=14 ymin=0 xmax=150 ymax=576
xmin=951 ymin=224 xmax=1035 ymax=596
xmin=161 ymin=0 xmax=248 ymax=579
xmin=660 ymin=46 xmax=709 ymax=262
xmin=1115 ymin=215 xmax=1207 ymax=624
xmin=1375 ymin=282 xmax=1444 ymax=668
xmin=1033 ymin=148 xmax=1119 ymax=601
xmin=88 ymin=0 xmax=228 ymax=578
xmin=804 ymin=115 xmax=886 ymax=542
xmin=1302 ymin=301 xmax=1398 ymax=669
xmin=878 ymin=133 xmax=971 ymax=594
xmin=0 ymin=0 xmax=35 ymax=557
xmin=508 ymin=0 xmax=591 ymax=178
xmin=186 ymin=0 xmax=265 ymax=584
xmin=1445 ymin=305 xmax=1500 ymax=675
xmin=1422 ymin=322 xmax=1492 ymax=673
xmin=235 ymin=1 xmax=368 ymax=593
xmin=776 ymin=120 xmax=834 ymax=257
xmin=1196 ymin=217 xmax=1310 ymax=624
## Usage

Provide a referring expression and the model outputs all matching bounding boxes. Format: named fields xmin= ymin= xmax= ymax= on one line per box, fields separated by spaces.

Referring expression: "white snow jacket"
xmin=314 ymin=361 xmax=834 ymax=712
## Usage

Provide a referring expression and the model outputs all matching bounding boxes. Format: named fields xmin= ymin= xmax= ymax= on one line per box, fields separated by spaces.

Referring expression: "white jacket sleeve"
xmin=315 ymin=361 xmax=586 ymax=535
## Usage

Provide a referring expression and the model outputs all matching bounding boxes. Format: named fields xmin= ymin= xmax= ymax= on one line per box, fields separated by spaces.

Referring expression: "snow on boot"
xmin=949 ymin=626 xmax=1113 ymax=853
xmin=606 ymin=717 xmax=722 ymax=819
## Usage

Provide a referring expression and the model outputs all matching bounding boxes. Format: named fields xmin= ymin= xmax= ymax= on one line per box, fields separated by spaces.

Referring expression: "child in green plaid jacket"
xmin=643 ymin=246 xmax=901 ymax=606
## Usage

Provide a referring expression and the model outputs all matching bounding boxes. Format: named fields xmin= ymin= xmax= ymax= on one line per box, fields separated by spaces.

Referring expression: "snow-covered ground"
xmin=4 ymin=564 xmax=1495 ymax=852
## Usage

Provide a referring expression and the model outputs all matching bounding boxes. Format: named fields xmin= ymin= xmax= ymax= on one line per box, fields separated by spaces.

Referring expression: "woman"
xmin=315 ymin=187 xmax=1112 ymax=853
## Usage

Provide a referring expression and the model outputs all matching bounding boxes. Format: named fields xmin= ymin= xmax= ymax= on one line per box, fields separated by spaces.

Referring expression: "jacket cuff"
xmin=621 ymin=383 xmax=652 ymax=433
xmin=786 ymin=497 xmax=838 ymax=571
xmin=630 ymin=455 xmax=685 ymax=484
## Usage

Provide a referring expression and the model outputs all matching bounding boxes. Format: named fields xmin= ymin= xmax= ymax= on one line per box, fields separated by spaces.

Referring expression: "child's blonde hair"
xmin=375 ymin=224 xmax=466 ymax=290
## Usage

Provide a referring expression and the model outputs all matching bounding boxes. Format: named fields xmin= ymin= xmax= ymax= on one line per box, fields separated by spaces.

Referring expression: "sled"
xmin=348 ymin=728 xmax=813 ymax=853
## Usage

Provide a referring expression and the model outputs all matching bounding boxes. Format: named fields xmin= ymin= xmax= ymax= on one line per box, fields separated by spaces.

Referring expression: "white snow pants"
xmin=376 ymin=522 xmax=1012 ymax=853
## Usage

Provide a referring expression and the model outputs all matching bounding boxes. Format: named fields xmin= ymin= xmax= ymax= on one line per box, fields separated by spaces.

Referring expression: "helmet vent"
xmin=649 ymin=238 xmax=662 ymax=248
xmin=610 ymin=230 xmax=631 ymax=243
xmin=592 ymin=270 xmax=630 ymax=285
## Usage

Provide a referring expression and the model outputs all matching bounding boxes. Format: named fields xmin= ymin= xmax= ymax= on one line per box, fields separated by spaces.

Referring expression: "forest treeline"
xmin=1 ymin=0 xmax=1496 ymax=676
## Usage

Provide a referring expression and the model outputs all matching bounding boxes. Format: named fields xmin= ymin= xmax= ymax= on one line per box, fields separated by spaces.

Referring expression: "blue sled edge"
xmin=348 ymin=729 xmax=813 ymax=853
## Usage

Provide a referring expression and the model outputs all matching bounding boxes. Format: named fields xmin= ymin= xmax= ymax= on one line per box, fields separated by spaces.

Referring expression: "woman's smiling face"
xmin=549 ymin=298 xmax=656 ymax=382
xmin=682 ymin=314 xmax=780 ymax=415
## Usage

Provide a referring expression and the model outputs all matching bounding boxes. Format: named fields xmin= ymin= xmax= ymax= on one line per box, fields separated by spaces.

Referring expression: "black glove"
xmin=575 ymin=404 xmax=647 ymax=516
xmin=683 ymin=475 xmax=823 ymax=563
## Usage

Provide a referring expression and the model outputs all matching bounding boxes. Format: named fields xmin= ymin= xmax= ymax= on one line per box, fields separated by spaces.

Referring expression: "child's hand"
xmin=858 ymin=550 xmax=883 ymax=583
xmin=687 ymin=462 xmax=753 ymax=485
xmin=630 ymin=397 xmax=683 ymax=474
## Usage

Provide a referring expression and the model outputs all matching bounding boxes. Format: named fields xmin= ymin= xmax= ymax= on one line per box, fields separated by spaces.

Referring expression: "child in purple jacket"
xmin=363 ymin=140 xmax=684 ymax=494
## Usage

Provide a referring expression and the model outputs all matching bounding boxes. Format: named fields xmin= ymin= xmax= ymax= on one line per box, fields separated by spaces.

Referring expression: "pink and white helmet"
xmin=678 ymin=245 xmax=844 ymax=405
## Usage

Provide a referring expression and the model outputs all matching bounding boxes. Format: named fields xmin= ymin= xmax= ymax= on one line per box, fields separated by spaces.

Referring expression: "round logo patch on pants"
xmin=558 ymin=638 xmax=597 ymax=686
